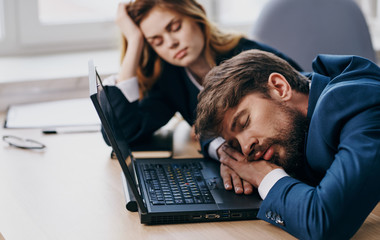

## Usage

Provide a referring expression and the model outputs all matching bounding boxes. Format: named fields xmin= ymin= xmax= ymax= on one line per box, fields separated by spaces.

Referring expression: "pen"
xmin=42 ymin=125 xmax=100 ymax=134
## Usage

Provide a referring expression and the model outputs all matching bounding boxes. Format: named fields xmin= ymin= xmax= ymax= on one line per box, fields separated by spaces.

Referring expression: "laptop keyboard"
xmin=142 ymin=162 xmax=215 ymax=205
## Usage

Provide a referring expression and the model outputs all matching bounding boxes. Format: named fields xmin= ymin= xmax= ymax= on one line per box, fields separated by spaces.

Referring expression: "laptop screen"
xmin=88 ymin=60 xmax=147 ymax=213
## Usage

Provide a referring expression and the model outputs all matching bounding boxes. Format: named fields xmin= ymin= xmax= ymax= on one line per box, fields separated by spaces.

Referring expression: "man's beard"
xmin=259 ymin=104 xmax=309 ymax=177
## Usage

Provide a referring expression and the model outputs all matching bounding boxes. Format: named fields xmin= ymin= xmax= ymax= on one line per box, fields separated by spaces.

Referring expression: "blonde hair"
xmin=121 ymin=0 xmax=243 ymax=97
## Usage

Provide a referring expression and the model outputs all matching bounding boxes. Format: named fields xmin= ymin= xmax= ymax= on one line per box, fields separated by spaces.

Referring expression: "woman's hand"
xmin=116 ymin=2 xmax=143 ymax=43
xmin=116 ymin=2 xmax=145 ymax=83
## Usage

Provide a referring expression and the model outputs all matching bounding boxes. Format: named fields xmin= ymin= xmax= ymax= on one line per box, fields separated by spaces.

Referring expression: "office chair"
xmin=251 ymin=0 xmax=377 ymax=71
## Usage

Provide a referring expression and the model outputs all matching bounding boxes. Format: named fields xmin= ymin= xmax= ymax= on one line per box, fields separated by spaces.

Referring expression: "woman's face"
xmin=139 ymin=6 xmax=206 ymax=67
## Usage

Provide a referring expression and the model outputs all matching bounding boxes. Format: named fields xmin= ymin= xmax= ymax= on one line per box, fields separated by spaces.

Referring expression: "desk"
xmin=0 ymin=117 xmax=379 ymax=240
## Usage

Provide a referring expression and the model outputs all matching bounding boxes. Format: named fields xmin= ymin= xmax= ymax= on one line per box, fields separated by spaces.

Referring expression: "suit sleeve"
xmin=199 ymin=138 xmax=213 ymax=159
xmin=100 ymin=85 xmax=176 ymax=145
xmin=199 ymin=137 xmax=225 ymax=160
xmin=257 ymin=55 xmax=380 ymax=240
xmin=257 ymin=105 xmax=380 ymax=239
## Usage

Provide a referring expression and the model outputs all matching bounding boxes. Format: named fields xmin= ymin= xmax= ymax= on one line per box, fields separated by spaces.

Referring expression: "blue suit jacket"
xmin=101 ymin=38 xmax=302 ymax=146
xmin=257 ymin=55 xmax=380 ymax=239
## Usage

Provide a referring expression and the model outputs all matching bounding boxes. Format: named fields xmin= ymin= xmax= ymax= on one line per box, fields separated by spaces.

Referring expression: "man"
xmin=195 ymin=49 xmax=380 ymax=239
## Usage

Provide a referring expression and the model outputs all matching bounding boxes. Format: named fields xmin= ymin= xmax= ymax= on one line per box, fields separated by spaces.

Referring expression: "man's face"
xmin=221 ymin=93 xmax=309 ymax=175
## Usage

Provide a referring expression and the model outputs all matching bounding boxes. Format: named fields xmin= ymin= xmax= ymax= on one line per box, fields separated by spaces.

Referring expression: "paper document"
xmin=4 ymin=98 xmax=100 ymax=129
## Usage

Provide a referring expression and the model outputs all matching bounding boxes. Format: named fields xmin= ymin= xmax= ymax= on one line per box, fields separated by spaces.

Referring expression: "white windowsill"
xmin=0 ymin=49 xmax=120 ymax=112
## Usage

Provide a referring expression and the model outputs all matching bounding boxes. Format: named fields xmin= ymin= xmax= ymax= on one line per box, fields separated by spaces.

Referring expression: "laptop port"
xmin=192 ymin=215 xmax=202 ymax=220
xmin=221 ymin=211 xmax=230 ymax=218
xmin=231 ymin=212 xmax=243 ymax=218
xmin=205 ymin=213 xmax=220 ymax=219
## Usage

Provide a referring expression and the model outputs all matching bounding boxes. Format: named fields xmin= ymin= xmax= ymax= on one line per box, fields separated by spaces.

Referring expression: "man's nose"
xmin=238 ymin=134 xmax=258 ymax=157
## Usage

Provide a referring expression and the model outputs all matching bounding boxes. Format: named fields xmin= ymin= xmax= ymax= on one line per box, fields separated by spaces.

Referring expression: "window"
xmin=0 ymin=0 xmax=3 ymax=40
xmin=0 ymin=0 xmax=120 ymax=56
xmin=0 ymin=0 xmax=271 ymax=56
xmin=38 ymin=0 xmax=117 ymax=24
xmin=0 ymin=0 xmax=379 ymax=57
xmin=357 ymin=0 xmax=380 ymax=49
xmin=18 ymin=0 xmax=120 ymax=50
xmin=216 ymin=0 xmax=268 ymax=25
xmin=193 ymin=0 xmax=270 ymax=38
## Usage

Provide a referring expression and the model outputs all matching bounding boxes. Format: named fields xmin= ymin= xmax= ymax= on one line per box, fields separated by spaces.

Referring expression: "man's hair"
xmin=195 ymin=49 xmax=310 ymax=139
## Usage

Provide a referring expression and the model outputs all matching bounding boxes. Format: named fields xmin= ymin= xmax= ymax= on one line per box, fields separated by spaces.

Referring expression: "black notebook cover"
xmin=129 ymin=128 xmax=173 ymax=158
xmin=111 ymin=127 xmax=173 ymax=159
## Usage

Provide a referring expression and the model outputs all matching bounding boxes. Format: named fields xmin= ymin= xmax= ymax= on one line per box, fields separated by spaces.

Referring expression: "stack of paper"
xmin=4 ymin=98 xmax=100 ymax=129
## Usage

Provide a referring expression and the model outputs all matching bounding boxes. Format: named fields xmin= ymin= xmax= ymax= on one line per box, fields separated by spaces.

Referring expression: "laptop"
xmin=88 ymin=60 xmax=262 ymax=224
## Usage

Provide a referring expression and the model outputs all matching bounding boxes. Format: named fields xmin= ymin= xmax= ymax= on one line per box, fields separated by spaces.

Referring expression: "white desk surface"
xmin=0 ymin=116 xmax=379 ymax=240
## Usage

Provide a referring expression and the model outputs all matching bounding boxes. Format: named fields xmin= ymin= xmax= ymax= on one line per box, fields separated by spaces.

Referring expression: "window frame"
xmin=357 ymin=0 xmax=380 ymax=49
xmin=0 ymin=0 xmax=119 ymax=56
xmin=0 ymin=0 xmax=379 ymax=57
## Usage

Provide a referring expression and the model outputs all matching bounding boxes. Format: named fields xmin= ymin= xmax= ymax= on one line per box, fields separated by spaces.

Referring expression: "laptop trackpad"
xmin=210 ymin=189 xmax=227 ymax=203
xmin=207 ymin=178 xmax=227 ymax=204
xmin=207 ymin=178 xmax=260 ymax=205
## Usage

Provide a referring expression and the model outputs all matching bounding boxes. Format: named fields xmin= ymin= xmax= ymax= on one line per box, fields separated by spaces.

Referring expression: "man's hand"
xmin=218 ymin=143 xmax=253 ymax=195
xmin=220 ymin=144 xmax=281 ymax=188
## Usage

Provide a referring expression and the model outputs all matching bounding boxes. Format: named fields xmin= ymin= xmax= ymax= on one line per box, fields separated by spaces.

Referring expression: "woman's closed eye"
xmin=170 ymin=20 xmax=181 ymax=32
xmin=150 ymin=37 xmax=163 ymax=47
xmin=148 ymin=20 xmax=181 ymax=47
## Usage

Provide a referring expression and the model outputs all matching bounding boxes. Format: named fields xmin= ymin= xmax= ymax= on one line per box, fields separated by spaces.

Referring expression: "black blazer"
xmin=101 ymin=38 xmax=302 ymax=155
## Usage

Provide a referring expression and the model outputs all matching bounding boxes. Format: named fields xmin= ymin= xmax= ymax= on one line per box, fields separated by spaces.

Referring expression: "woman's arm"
xmin=115 ymin=2 xmax=144 ymax=83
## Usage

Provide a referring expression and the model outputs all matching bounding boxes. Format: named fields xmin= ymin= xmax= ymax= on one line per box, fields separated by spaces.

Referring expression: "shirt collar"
xmin=307 ymin=72 xmax=331 ymax=119
xmin=185 ymin=68 xmax=204 ymax=91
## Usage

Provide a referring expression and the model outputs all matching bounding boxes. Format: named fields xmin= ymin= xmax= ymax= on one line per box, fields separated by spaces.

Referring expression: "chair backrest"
xmin=251 ymin=0 xmax=377 ymax=71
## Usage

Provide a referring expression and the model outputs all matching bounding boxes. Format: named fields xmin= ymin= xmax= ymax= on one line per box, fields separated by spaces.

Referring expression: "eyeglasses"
xmin=2 ymin=135 xmax=46 ymax=150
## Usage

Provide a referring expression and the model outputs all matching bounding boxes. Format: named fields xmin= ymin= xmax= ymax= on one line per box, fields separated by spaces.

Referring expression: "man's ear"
xmin=267 ymin=73 xmax=292 ymax=101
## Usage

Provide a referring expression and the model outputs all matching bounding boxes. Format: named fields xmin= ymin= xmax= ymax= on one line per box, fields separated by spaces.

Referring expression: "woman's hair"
xmin=122 ymin=0 xmax=243 ymax=96
xmin=195 ymin=49 xmax=310 ymax=139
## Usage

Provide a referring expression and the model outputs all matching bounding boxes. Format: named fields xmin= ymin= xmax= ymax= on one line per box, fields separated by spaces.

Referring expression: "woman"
xmin=103 ymin=0 xmax=302 ymax=161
